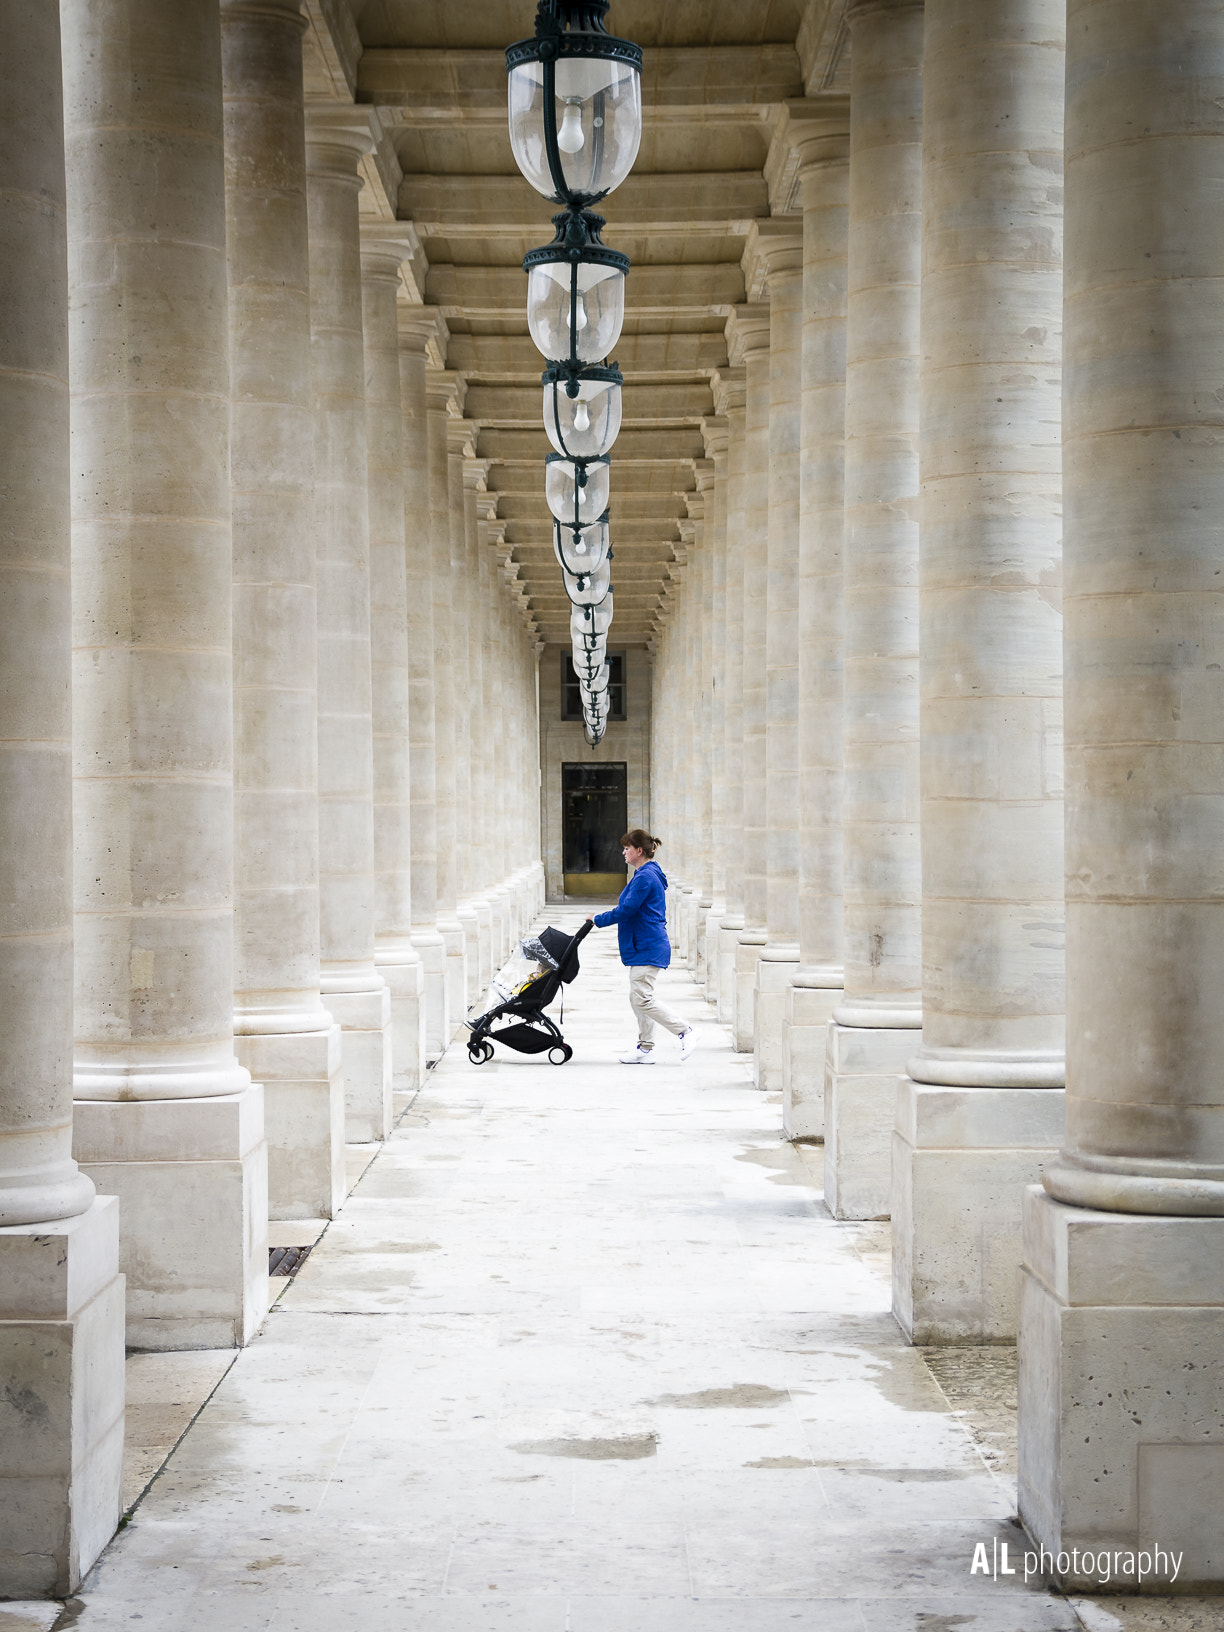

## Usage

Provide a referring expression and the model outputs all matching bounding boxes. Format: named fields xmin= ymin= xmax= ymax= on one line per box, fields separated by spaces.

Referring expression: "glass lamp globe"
xmin=527 ymin=256 xmax=626 ymax=364
xmin=546 ymin=455 xmax=609 ymax=528
xmin=571 ymin=595 xmax=614 ymax=642
xmin=554 ymin=515 xmax=610 ymax=575
xmin=507 ymin=36 xmax=642 ymax=207
xmin=582 ymin=660 xmax=611 ymax=695
xmin=562 ymin=556 xmax=612 ymax=609
xmin=543 ymin=366 xmax=621 ymax=459
xmin=573 ymin=629 xmax=607 ymax=666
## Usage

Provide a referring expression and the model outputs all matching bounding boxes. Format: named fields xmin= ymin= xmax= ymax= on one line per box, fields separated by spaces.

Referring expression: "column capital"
xmin=725 ymin=305 xmax=772 ymax=366
xmin=304 ymin=103 xmax=375 ymax=180
xmin=220 ymin=0 xmax=306 ymax=25
xmin=359 ymin=221 xmax=420 ymax=286
xmin=743 ymin=219 xmax=804 ymax=303
xmin=711 ymin=366 xmax=746 ymax=417
xmin=447 ymin=416 xmax=478 ymax=459
xmin=702 ymin=414 xmax=730 ymax=461
xmin=693 ymin=458 xmax=715 ymax=496
xmin=846 ymin=0 xmax=924 ymax=21
xmin=768 ymin=97 xmax=852 ymax=212
xmin=427 ymin=367 xmax=466 ymax=418
xmin=399 ymin=304 xmax=448 ymax=368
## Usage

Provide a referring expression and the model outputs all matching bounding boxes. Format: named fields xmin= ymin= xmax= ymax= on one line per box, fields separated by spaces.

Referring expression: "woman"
xmin=586 ymin=831 xmax=697 ymax=1065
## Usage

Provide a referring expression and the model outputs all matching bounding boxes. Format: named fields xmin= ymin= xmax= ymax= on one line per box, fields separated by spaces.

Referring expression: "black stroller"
xmin=466 ymin=920 xmax=593 ymax=1066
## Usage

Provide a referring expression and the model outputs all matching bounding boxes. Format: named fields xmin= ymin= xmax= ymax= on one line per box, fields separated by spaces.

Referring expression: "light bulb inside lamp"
xmin=573 ymin=297 xmax=588 ymax=332
xmin=557 ymin=98 xmax=585 ymax=154
xmin=573 ymin=399 xmax=591 ymax=433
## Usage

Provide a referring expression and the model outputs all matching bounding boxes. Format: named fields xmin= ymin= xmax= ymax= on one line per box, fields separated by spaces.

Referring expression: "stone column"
xmin=306 ymin=107 xmax=391 ymax=1143
xmin=65 ymin=0 xmax=268 ymax=1350
xmin=224 ymin=0 xmax=343 ymax=1223
xmin=461 ymin=455 xmax=495 ymax=986
xmin=399 ymin=310 xmax=448 ymax=1057
xmin=702 ymin=418 xmax=730 ymax=1001
xmin=716 ymin=370 xmax=748 ymax=1023
xmin=727 ymin=307 xmax=773 ymax=1055
xmin=782 ymin=112 xmax=852 ymax=1148
xmin=894 ymin=0 xmax=1066 ymax=1340
xmin=1019 ymin=0 xmax=1224 ymax=1584
xmin=448 ymin=421 xmax=482 ymax=1001
xmin=0 ymin=0 xmax=125 ymax=1590
xmin=749 ymin=226 xmax=804 ymax=1092
xmin=361 ymin=227 xmax=426 ymax=1099
xmin=427 ymin=373 xmax=468 ymax=1024
xmin=825 ymin=0 xmax=924 ymax=1213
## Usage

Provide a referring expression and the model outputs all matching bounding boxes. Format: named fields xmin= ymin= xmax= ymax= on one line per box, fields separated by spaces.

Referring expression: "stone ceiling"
xmin=303 ymin=0 xmax=849 ymax=645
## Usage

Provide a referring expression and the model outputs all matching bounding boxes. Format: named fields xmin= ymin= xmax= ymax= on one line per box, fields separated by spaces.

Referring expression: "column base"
xmin=0 ymin=1196 xmax=125 ymax=1597
xmin=1019 ymin=1187 xmax=1224 ymax=1589
xmin=323 ymin=983 xmax=392 ymax=1142
xmin=73 ymin=1092 xmax=269 ymax=1350
xmin=717 ymin=918 xmax=742 ymax=1025
xmin=781 ymin=977 xmax=842 ymax=1141
xmin=753 ymin=946 xmax=799 ymax=1091
xmin=457 ymin=904 xmax=481 ymax=1005
xmin=233 ymin=1025 xmax=344 ymax=1221
xmin=892 ymin=1080 xmax=1064 ymax=1342
xmin=412 ymin=928 xmax=450 ymax=1060
xmin=823 ymin=1021 xmax=913 ymax=1219
xmin=376 ymin=941 xmax=427 ymax=1093
xmin=439 ymin=919 xmax=469 ymax=1040
xmin=733 ymin=931 xmax=766 ymax=1055
xmin=701 ymin=901 xmax=725 ymax=1002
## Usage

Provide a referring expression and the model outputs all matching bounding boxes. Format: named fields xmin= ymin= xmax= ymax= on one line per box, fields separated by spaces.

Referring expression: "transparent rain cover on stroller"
xmin=466 ymin=935 xmax=559 ymax=1025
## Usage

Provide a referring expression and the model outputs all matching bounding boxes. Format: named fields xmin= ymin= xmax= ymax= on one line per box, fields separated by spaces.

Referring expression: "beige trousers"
xmin=629 ymin=965 xmax=688 ymax=1047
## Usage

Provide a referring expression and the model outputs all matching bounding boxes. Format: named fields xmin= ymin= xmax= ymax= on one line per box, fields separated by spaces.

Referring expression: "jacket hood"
xmin=636 ymin=860 xmax=667 ymax=890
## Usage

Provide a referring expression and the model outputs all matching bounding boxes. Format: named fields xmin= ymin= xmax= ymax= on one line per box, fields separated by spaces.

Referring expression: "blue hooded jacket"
xmin=593 ymin=861 xmax=671 ymax=968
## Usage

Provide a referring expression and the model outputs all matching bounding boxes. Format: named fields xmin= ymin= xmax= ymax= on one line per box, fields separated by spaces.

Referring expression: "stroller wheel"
xmin=468 ymin=1040 xmax=493 ymax=1064
xmin=548 ymin=1045 xmax=571 ymax=1065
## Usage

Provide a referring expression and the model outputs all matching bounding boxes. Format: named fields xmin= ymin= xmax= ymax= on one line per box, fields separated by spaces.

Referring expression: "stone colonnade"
xmin=0 ymin=0 xmax=543 ymax=1593
xmin=650 ymin=0 xmax=1224 ymax=1584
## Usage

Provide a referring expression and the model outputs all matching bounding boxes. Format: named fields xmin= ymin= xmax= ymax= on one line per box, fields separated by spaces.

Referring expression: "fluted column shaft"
xmin=399 ymin=316 xmax=447 ymax=1054
xmin=362 ymin=232 xmax=426 ymax=1093
xmin=0 ymin=0 xmax=95 ymax=1227
xmin=1045 ymin=0 xmax=1224 ymax=1214
xmin=782 ymin=116 xmax=852 ymax=1143
xmin=223 ymin=0 xmax=343 ymax=1221
xmin=225 ymin=0 xmax=328 ymax=1041
xmin=306 ymin=108 xmax=391 ymax=1142
xmin=67 ymin=0 xmax=247 ymax=1105
xmin=717 ymin=383 xmax=748 ymax=1022
xmin=912 ymin=0 xmax=1065 ymax=1088
xmin=732 ymin=311 xmax=773 ymax=1052
xmin=836 ymin=0 xmax=925 ymax=1031
xmin=65 ymin=0 xmax=267 ymax=1350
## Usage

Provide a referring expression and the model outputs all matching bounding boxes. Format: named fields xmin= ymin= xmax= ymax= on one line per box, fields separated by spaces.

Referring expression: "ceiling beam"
xmin=426 ymin=263 xmax=745 ymax=319
xmin=444 ymin=331 xmax=729 ymax=378
xmin=358 ymin=44 xmax=802 ymax=114
xmin=400 ymin=172 xmax=768 ymax=234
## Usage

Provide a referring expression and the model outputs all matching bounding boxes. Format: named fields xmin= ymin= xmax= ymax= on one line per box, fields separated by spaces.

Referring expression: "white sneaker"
xmin=620 ymin=1044 xmax=656 ymax=1065
xmin=678 ymin=1029 xmax=697 ymax=1061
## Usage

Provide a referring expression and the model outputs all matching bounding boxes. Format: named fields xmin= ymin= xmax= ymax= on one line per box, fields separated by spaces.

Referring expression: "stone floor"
xmin=15 ymin=907 xmax=1224 ymax=1631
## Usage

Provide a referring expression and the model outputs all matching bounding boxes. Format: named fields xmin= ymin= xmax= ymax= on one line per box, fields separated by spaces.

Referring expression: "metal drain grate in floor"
xmin=268 ymin=1245 xmax=313 ymax=1277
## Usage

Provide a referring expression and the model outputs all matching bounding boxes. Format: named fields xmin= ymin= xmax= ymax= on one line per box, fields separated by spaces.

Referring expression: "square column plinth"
xmin=893 ymin=1081 xmax=1064 ymax=1342
xmin=0 ymin=1197 xmax=125 ymax=1597
xmin=753 ymin=951 xmax=799 ymax=1092
xmin=1019 ymin=1188 xmax=1224 ymax=1589
xmin=781 ymin=984 xmax=841 ymax=1141
xmin=326 ymin=985 xmax=392 ymax=1143
xmin=73 ymin=1090 xmax=269 ymax=1351
xmin=379 ymin=955 xmax=426 ymax=1092
xmin=716 ymin=923 xmax=740 ymax=1024
xmin=234 ymin=1025 xmax=344 ymax=1221
xmin=824 ymin=1023 xmax=913 ymax=1219
xmin=734 ymin=934 xmax=766 ymax=1056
